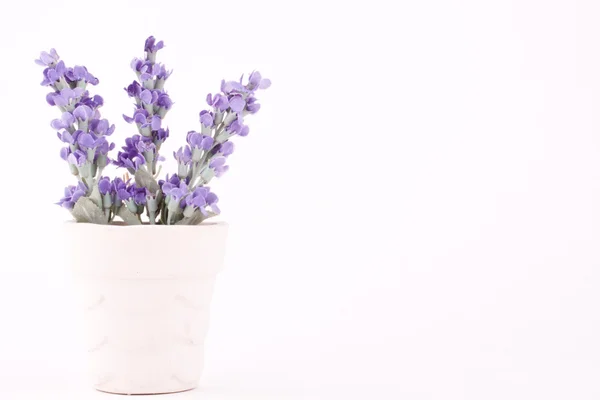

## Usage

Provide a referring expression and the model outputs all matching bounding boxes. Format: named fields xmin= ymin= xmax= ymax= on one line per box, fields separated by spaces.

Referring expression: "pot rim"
xmin=63 ymin=220 xmax=228 ymax=229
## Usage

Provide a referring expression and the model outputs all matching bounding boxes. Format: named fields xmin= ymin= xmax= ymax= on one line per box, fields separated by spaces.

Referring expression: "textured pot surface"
xmin=65 ymin=221 xmax=228 ymax=395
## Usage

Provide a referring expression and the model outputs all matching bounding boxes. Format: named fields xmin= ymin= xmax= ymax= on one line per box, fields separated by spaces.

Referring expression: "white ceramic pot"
xmin=64 ymin=221 xmax=228 ymax=395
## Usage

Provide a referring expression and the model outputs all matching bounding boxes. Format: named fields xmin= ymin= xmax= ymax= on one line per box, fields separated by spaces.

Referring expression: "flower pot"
xmin=64 ymin=221 xmax=228 ymax=395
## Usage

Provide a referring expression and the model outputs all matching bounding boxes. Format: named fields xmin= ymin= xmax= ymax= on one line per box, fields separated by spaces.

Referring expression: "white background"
xmin=0 ymin=0 xmax=599 ymax=399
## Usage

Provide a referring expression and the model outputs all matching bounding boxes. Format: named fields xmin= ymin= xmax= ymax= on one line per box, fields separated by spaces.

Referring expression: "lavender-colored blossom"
xmin=209 ymin=156 xmax=229 ymax=177
xmin=162 ymin=180 xmax=188 ymax=202
xmin=228 ymin=94 xmax=246 ymax=113
xmin=218 ymin=141 xmax=235 ymax=156
xmin=174 ymin=146 xmax=192 ymax=164
xmin=199 ymin=110 xmax=214 ymax=127
xmin=67 ymin=149 xmax=87 ymax=167
xmin=57 ymin=182 xmax=87 ymax=209
xmin=94 ymin=136 xmax=116 ymax=156
xmin=123 ymin=108 xmax=149 ymax=124
xmin=73 ymin=105 xmax=94 ymax=121
xmin=206 ymin=93 xmax=229 ymax=112
xmin=140 ymin=89 xmax=157 ymax=105
xmin=247 ymin=71 xmax=272 ymax=90
xmin=51 ymin=112 xmax=75 ymax=130
xmin=60 ymin=147 xmax=70 ymax=160
xmin=184 ymin=186 xmax=220 ymax=215
xmin=112 ymin=178 xmax=129 ymax=202
xmin=49 ymin=87 xmax=84 ymax=107
xmin=114 ymin=135 xmax=146 ymax=172
xmin=125 ymin=81 xmax=143 ymax=98
xmin=159 ymin=174 xmax=182 ymax=189
xmin=89 ymin=119 xmax=116 ymax=136
xmin=127 ymin=183 xmax=148 ymax=205
xmin=78 ymin=94 xmax=104 ymax=109
xmin=155 ymin=128 xmax=169 ymax=142
xmin=131 ymin=58 xmax=155 ymax=81
xmin=136 ymin=138 xmax=156 ymax=153
xmin=65 ymin=65 xmax=99 ymax=85
xmin=156 ymin=64 xmax=172 ymax=80
xmin=40 ymin=60 xmax=66 ymax=86
xmin=186 ymin=131 xmax=213 ymax=150
xmin=156 ymin=93 xmax=172 ymax=109
xmin=35 ymin=49 xmax=59 ymax=66
xmin=220 ymin=79 xmax=247 ymax=95
xmin=226 ymin=119 xmax=250 ymax=136
xmin=245 ymin=96 xmax=261 ymax=114
xmin=144 ymin=36 xmax=164 ymax=53
xmin=98 ymin=176 xmax=112 ymax=195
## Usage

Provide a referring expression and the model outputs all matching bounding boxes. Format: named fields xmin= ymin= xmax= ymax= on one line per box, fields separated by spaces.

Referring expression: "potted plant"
xmin=35 ymin=36 xmax=270 ymax=395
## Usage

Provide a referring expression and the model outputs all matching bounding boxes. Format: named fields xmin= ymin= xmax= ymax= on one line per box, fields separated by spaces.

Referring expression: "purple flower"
xmin=112 ymin=178 xmax=130 ymax=202
xmin=40 ymin=60 xmax=66 ymax=86
xmin=49 ymin=87 xmax=84 ymax=107
xmin=220 ymin=79 xmax=247 ymax=95
xmin=57 ymin=130 xmax=74 ymax=144
xmin=162 ymin=180 xmax=189 ymax=202
xmin=77 ymin=94 xmax=104 ymax=109
xmin=218 ymin=141 xmax=235 ymax=156
xmin=184 ymin=186 xmax=220 ymax=215
xmin=131 ymin=58 xmax=155 ymax=81
xmin=174 ymin=146 xmax=192 ymax=164
xmin=228 ymin=94 xmax=246 ymax=113
xmin=140 ymin=89 xmax=157 ymax=105
xmin=155 ymin=128 xmax=169 ymax=142
xmin=73 ymin=105 xmax=94 ymax=121
xmin=209 ymin=156 xmax=229 ymax=177
xmin=247 ymin=71 xmax=271 ymax=90
xmin=98 ymin=176 xmax=112 ymax=195
xmin=136 ymin=138 xmax=156 ymax=153
xmin=114 ymin=135 xmax=146 ymax=172
xmin=159 ymin=174 xmax=182 ymax=189
xmin=77 ymin=133 xmax=96 ymax=149
xmin=56 ymin=182 xmax=87 ymax=209
xmin=123 ymin=108 xmax=149 ymax=124
xmin=245 ymin=96 xmax=261 ymax=114
xmin=51 ymin=112 xmax=75 ymax=130
xmin=65 ymin=65 xmax=99 ymax=85
xmin=186 ymin=131 xmax=213 ymax=150
xmin=156 ymin=93 xmax=172 ymax=109
xmin=206 ymin=93 xmax=229 ymax=112
xmin=89 ymin=119 xmax=116 ymax=136
xmin=94 ymin=136 xmax=116 ymax=156
xmin=125 ymin=81 xmax=142 ymax=98
xmin=199 ymin=110 xmax=214 ymax=127
xmin=156 ymin=64 xmax=172 ymax=80
xmin=226 ymin=119 xmax=250 ymax=136
xmin=60 ymin=147 xmax=70 ymax=160
xmin=127 ymin=183 xmax=148 ymax=205
xmin=144 ymin=36 xmax=164 ymax=53
xmin=35 ymin=49 xmax=59 ymax=66
xmin=67 ymin=149 xmax=87 ymax=167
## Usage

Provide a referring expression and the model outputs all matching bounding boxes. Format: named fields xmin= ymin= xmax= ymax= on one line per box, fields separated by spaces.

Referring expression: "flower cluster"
xmin=117 ymin=35 xmax=172 ymax=176
xmin=175 ymin=71 xmax=271 ymax=189
xmin=158 ymin=175 xmax=220 ymax=224
xmin=38 ymin=49 xmax=115 ymax=208
xmin=37 ymin=36 xmax=270 ymax=225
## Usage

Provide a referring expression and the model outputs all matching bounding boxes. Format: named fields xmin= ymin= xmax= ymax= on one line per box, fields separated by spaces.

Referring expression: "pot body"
xmin=65 ymin=221 xmax=228 ymax=395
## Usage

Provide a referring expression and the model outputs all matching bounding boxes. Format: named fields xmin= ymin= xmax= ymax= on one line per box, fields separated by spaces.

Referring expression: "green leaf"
xmin=118 ymin=207 xmax=141 ymax=225
xmin=89 ymin=184 xmax=102 ymax=208
xmin=134 ymin=169 xmax=160 ymax=194
xmin=72 ymin=197 xmax=106 ymax=224
xmin=175 ymin=210 xmax=216 ymax=225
